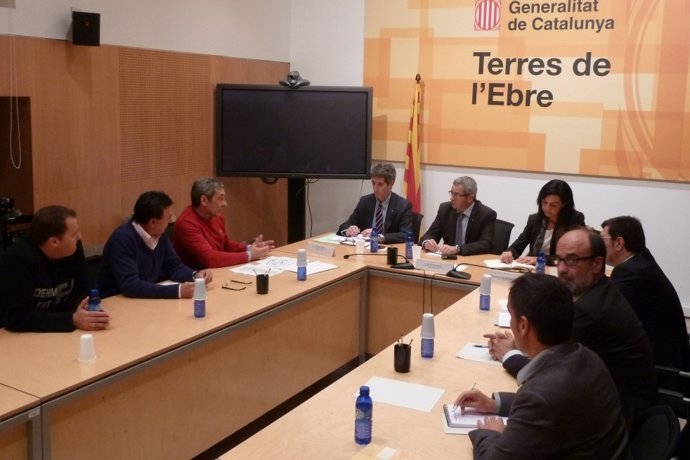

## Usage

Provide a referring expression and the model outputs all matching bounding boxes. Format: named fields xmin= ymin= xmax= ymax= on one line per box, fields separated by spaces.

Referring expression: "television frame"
xmin=215 ymin=84 xmax=373 ymax=180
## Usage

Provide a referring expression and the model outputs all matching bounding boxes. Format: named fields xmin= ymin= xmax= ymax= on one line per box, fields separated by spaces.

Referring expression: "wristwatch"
xmin=455 ymin=245 xmax=461 ymax=255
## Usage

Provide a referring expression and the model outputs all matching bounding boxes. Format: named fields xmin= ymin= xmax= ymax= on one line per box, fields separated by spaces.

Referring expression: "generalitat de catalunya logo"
xmin=475 ymin=0 xmax=501 ymax=31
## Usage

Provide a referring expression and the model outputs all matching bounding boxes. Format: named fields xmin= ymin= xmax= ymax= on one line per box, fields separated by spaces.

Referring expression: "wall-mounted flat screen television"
xmin=216 ymin=84 xmax=372 ymax=179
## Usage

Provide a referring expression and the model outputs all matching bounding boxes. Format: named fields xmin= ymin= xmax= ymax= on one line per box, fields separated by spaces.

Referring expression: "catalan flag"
xmin=403 ymin=75 xmax=422 ymax=213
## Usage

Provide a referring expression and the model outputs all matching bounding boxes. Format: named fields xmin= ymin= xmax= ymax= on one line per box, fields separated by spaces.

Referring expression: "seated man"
xmin=486 ymin=228 xmax=657 ymax=425
xmin=99 ymin=191 xmax=212 ymax=299
xmin=455 ymin=273 xmax=630 ymax=459
xmin=419 ymin=176 xmax=496 ymax=255
xmin=337 ymin=162 xmax=413 ymax=244
xmin=0 ymin=205 xmax=111 ymax=332
xmin=173 ymin=178 xmax=274 ymax=269
xmin=601 ymin=216 xmax=690 ymax=371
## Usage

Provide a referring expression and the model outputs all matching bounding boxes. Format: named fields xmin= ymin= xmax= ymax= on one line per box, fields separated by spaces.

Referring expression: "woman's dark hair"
xmin=536 ymin=179 xmax=576 ymax=226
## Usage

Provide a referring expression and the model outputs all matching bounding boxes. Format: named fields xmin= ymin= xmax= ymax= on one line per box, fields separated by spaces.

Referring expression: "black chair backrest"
xmin=491 ymin=219 xmax=514 ymax=255
xmin=656 ymin=364 xmax=690 ymax=459
xmin=0 ymin=214 xmax=33 ymax=251
xmin=630 ymin=404 xmax=679 ymax=460
xmin=411 ymin=212 xmax=423 ymax=244
xmin=86 ymin=254 xmax=103 ymax=290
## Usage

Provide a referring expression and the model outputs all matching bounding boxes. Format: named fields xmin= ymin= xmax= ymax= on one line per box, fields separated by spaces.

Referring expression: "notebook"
xmin=442 ymin=404 xmax=508 ymax=428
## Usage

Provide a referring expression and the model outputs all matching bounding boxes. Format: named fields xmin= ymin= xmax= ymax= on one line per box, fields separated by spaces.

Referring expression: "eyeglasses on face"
xmin=448 ymin=191 xmax=469 ymax=198
xmin=554 ymin=255 xmax=596 ymax=267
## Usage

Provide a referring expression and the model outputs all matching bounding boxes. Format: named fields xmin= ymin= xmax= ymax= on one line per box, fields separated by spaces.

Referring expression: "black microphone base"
xmin=446 ymin=269 xmax=471 ymax=280
xmin=391 ymin=262 xmax=415 ymax=270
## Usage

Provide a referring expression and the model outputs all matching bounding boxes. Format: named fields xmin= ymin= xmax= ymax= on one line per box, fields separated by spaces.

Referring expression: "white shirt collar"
xmin=132 ymin=221 xmax=159 ymax=250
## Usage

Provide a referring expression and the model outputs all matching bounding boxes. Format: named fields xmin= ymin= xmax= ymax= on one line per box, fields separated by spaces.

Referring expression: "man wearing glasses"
xmin=484 ymin=228 xmax=657 ymax=427
xmin=419 ymin=176 xmax=496 ymax=255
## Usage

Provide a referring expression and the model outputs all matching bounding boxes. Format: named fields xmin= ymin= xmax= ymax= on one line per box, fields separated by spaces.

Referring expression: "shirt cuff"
xmin=502 ymin=349 xmax=524 ymax=363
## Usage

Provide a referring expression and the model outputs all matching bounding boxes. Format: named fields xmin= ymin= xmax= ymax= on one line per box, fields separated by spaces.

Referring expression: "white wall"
xmin=0 ymin=0 xmax=291 ymax=61
xmin=3 ymin=0 xmax=689 ymax=310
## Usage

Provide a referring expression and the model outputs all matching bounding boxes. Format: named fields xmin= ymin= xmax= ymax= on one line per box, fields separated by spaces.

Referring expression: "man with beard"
xmin=485 ymin=227 xmax=657 ymax=426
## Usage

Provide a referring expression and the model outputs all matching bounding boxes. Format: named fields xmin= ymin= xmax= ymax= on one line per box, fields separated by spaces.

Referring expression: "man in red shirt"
xmin=172 ymin=178 xmax=274 ymax=269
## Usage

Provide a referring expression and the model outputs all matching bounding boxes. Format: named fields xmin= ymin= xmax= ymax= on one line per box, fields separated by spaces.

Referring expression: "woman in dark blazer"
xmin=500 ymin=180 xmax=585 ymax=265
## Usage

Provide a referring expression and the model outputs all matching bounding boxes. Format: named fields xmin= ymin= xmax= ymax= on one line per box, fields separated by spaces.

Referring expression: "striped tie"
xmin=456 ymin=213 xmax=465 ymax=245
xmin=374 ymin=202 xmax=384 ymax=233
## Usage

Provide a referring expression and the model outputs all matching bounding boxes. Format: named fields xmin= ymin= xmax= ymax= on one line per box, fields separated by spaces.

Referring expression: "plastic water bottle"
xmin=370 ymin=229 xmax=379 ymax=253
xmin=421 ymin=313 xmax=435 ymax=358
xmin=405 ymin=230 xmax=414 ymax=260
xmin=87 ymin=288 xmax=101 ymax=311
xmin=354 ymin=385 xmax=373 ymax=445
xmin=193 ymin=278 xmax=206 ymax=318
xmin=536 ymin=250 xmax=546 ymax=274
xmin=297 ymin=248 xmax=307 ymax=281
xmin=479 ymin=274 xmax=491 ymax=311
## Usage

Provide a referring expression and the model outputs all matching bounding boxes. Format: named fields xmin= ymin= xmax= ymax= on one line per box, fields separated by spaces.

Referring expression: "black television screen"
xmin=215 ymin=84 xmax=372 ymax=179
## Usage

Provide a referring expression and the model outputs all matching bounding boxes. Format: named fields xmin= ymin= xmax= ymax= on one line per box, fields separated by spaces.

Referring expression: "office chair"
xmin=656 ymin=364 xmax=690 ymax=459
xmin=0 ymin=214 xmax=33 ymax=252
xmin=411 ymin=212 xmax=424 ymax=244
xmin=86 ymin=254 xmax=103 ymax=290
xmin=630 ymin=404 xmax=679 ymax=460
xmin=490 ymin=219 xmax=514 ymax=255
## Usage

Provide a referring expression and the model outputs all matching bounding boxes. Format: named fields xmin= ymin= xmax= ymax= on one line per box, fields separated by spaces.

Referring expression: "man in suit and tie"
xmin=419 ymin=176 xmax=496 ymax=255
xmin=337 ymin=162 xmax=413 ymax=244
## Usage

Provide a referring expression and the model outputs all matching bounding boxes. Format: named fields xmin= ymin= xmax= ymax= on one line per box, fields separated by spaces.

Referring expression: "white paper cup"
xmin=355 ymin=239 xmax=365 ymax=253
xmin=78 ymin=333 xmax=97 ymax=362
xmin=412 ymin=245 xmax=422 ymax=260
xmin=421 ymin=313 xmax=435 ymax=338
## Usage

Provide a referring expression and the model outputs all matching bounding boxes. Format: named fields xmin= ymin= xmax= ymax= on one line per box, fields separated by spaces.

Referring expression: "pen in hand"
xmin=453 ymin=382 xmax=477 ymax=411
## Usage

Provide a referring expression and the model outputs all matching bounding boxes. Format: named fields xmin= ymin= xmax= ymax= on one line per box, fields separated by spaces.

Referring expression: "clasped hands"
xmin=499 ymin=251 xmax=536 ymax=265
xmin=483 ymin=329 xmax=516 ymax=361
xmin=422 ymin=240 xmax=457 ymax=255
xmin=344 ymin=225 xmax=372 ymax=238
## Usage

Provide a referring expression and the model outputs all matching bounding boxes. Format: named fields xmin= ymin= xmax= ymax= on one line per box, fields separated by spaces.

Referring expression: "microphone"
xmin=343 ymin=253 xmax=386 ymax=259
xmin=343 ymin=252 xmax=415 ymax=269
xmin=446 ymin=264 xmax=472 ymax=280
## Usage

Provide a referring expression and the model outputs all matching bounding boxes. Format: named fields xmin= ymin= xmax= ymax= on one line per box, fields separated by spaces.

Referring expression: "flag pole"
xmin=403 ymin=74 xmax=422 ymax=214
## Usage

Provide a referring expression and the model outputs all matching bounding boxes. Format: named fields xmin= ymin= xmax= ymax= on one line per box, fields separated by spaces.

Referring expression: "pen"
xmin=473 ymin=344 xmax=488 ymax=348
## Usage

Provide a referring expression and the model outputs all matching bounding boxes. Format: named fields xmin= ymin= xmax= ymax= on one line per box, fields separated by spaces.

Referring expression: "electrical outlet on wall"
xmin=0 ymin=0 xmax=16 ymax=9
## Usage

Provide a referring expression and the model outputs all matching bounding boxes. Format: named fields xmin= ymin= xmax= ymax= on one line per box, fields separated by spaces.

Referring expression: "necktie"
xmin=374 ymin=202 xmax=384 ymax=233
xmin=456 ymin=213 xmax=465 ymax=245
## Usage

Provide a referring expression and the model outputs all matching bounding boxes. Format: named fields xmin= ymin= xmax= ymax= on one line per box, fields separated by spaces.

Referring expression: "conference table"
xmin=221 ymin=286 xmax=518 ymax=459
xmin=0 ymin=238 xmax=507 ymax=459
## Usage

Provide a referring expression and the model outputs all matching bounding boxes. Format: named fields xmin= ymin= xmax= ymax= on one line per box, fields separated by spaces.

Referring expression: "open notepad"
xmin=483 ymin=259 xmax=534 ymax=271
xmin=443 ymin=404 xmax=508 ymax=428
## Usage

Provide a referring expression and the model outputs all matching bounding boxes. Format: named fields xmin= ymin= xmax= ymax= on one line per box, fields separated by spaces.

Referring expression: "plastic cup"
xmin=355 ymin=239 xmax=365 ymax=253
xmin=78 ymin=333 xmax=96 ymax=362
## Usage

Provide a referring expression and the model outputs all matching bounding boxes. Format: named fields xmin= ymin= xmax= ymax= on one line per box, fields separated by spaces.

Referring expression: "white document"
xmin=282 ymin=260 xmax=338 ymax=275
xmin=483 ymin=259 xmax=534 ymax=271
xmin=456 ymin=343 xmax=501 ymax=366
xmin=495 ymin=311 xmax=511 ymax=328
xmin=497 ymin=298 xmax=508 ymax=311
xmin=360 ymin=376 xmax=445 ymax=412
